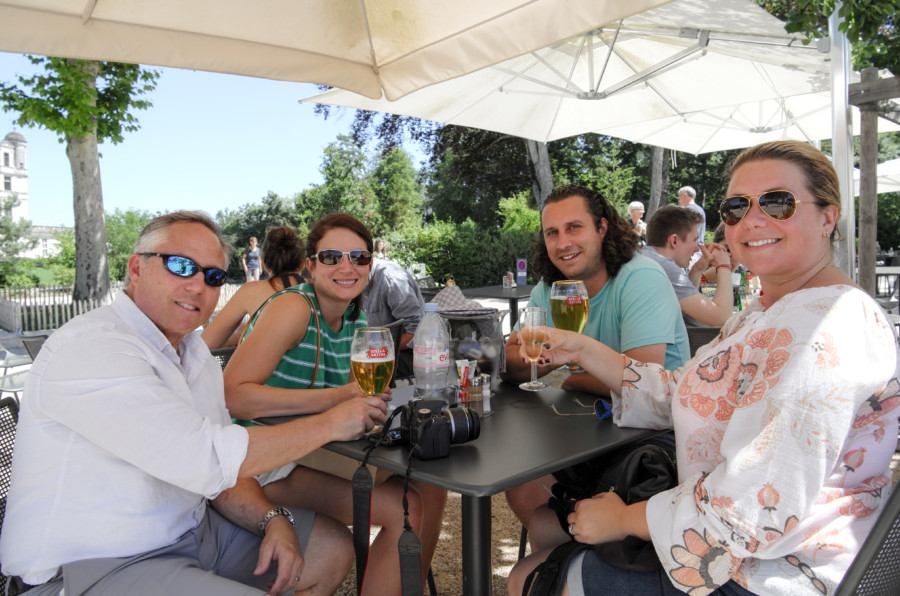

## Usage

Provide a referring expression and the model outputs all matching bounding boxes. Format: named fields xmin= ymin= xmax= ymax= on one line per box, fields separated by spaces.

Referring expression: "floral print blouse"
xmin=612 ymin=285 xmax=899 ymax=595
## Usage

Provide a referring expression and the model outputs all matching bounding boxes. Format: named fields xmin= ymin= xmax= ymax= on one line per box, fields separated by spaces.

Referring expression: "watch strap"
xmin=257 ymin=506 xmax=294 ymax=536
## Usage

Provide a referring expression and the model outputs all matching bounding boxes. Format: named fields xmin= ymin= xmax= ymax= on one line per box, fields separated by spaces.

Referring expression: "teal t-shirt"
xmin=527 ymin=254 xmax=690 ymax=370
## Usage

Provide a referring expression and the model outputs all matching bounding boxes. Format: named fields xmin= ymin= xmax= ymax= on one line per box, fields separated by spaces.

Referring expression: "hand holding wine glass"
xmin=550 ymin=280 xmax=589 ymax=373
xmin=519 ymin=306 xmax=549 ymax=391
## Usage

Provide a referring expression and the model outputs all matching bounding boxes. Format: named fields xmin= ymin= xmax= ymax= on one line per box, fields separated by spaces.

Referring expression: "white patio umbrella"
xmin=855 ymin=159 xmax=900 ymax=196
xmin=303 ymin=0 xmax=845 ymax=142
xmin=0 ymin=0 xmax=668 ymax=101
xmin=599 ymin=92 xmax=900 ymax=154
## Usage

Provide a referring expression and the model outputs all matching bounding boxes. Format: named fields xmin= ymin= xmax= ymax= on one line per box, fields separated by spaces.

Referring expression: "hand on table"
xmin=325 ymin=396 xmax=387 ymax=441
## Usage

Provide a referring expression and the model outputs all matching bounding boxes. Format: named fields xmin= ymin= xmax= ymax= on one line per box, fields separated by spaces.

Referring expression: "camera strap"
xmin=353 ymin=424 xmax=424 ymax=596
xmin=351 ymin=464 xmax=373 ymax=596
xmin=398 ymin=454 xmax=424 ymax=596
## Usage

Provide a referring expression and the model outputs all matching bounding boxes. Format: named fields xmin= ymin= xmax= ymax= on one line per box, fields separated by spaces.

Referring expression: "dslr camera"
xmin=399 ymin=398 xmax=481 ymax=460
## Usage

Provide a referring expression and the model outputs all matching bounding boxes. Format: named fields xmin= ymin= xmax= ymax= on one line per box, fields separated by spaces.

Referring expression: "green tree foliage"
xmin=498 ymin=193 xmax=541 ymax=233
xmin=0 ymin=194 xmax=37 ymax=286
xmin=758 ymin=0 xmax=899 ymax=74
xmin=217 ymin=191 xmax=298 ymax=276
xmin=427 ymin=127 xmax=534 ymax=226
xmin=316 ymin=135 xmax=378 ymax=230
xmin=105 ymin=208 xmax=155 ymax=282
xmin=371 ymin=148 xmax=422 ymax=235
xmin=550 ymin=135 xmax=638 ymax=216
xmin=387 ymin=218 xmax=536 ymax=288
xmin=47 ymin=228 xmax=76 ymax=286
xmin=0 ymin=56 xmax=159 ymax=300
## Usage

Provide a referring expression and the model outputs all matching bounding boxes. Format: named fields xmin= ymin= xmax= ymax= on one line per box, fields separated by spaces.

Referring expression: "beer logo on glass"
xmin=566 ymin=296 xmax=583 ymax=306
xmin=367 ymin=346 xmax=388 ymax=359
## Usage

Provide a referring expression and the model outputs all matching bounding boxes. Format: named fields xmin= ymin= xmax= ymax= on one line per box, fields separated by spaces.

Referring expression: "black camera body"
xmin=399 ymin=398 xmax=481 ymax=460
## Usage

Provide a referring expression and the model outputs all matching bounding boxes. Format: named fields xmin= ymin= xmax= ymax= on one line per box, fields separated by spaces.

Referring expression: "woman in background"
xmin=202 ymin=226 xmax=305 ymax=348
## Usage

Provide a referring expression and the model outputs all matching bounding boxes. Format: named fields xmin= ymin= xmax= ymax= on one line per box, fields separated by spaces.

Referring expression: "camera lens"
xmin=443 ymin=407 xmax=481 ymax=444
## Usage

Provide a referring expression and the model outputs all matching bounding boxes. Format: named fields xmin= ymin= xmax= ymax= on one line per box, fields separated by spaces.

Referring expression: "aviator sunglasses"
xmin=138 ymin=253 xmax=228 ymax=287
xmin=311 ymin=249 xmax=373 ymax=266
xmin=719 ymin=190 xmax=818 ymax=226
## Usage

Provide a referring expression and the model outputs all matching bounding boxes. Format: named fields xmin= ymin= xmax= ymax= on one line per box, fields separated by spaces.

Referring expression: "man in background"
xmin=362 ymin=256 xmax=425 ymax=381
xmin=677 ymin=185 xmax=706 ymax=245
xmin=642 ymin=205 xmax=733 ymax=327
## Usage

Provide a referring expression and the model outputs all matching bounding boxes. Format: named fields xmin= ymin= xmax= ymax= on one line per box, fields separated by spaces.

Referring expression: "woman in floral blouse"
xmin=509 ymin=140 xmax=899 ymax=596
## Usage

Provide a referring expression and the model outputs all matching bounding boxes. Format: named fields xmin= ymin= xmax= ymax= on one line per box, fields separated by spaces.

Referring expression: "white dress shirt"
xmin=0 ymin=292 xmax=249 ymax=584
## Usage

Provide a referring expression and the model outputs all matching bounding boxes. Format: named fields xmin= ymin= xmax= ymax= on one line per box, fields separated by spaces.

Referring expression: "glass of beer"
xmin=350 ymin=327 xmax=395 ymax=397
xmin=550 ymin=280 xmax=589 ymax=373
xmin=519 ymin=306 xmax=549 ymax=391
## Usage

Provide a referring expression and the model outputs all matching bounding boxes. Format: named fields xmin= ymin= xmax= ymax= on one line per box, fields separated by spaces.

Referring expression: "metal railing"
xmin=0 ymin=282 xmax=242 ymax=332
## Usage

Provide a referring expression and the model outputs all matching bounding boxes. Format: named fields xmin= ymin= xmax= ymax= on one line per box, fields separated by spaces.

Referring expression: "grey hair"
xmin=627 ymin=201 xmax=645 ymax=212
xmin=125 ymin=211 xmax=232 ymax=285
xmin=678 ymin=186 xmax=696 ymax=199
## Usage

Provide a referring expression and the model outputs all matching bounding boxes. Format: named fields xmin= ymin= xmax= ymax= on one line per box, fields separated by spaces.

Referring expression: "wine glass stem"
xmin=531 ymin=360 xmax=538 ymax=384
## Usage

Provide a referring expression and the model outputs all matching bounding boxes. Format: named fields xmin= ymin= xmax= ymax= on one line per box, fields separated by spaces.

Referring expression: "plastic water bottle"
xmin=413 ymin=303 xmax=451 ymax=399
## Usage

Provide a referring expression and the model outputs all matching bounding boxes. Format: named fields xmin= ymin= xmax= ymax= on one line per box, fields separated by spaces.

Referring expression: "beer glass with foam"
xmin=550 ymin=280 xmax=589 ymax=373
xmin=351 ymin=327 xmax=396 ymax=397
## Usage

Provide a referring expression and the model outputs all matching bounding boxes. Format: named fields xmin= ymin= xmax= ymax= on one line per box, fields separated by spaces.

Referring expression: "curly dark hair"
xmin=306 ymin=213 xmax=373 ymax=321
xmin=532 ymin=185 xmax=638 ymax=283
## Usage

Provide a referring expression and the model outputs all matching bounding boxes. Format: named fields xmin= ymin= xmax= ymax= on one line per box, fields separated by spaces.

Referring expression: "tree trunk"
xmin=66 ymin=61 xmax=110 ymax=302
xmin=525 ymin=139 xmax=554 ymax=211
xmin=857 ymin=68 xmax=880 ymax=297
xmin=648 ymin=146 xmax=670 ymax=218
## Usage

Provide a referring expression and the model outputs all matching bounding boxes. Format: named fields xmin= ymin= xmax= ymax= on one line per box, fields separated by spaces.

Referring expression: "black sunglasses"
xmin=138 ymin=253 xmax=228 ymax=287
xmin=719 ymin=191 xmax=818 ymax=226
xmin=311 ymin=249 xmax=373 ymax=266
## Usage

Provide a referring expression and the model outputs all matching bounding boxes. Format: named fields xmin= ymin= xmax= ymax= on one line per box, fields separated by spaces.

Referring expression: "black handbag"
xmin=548 ymin=438 xmax=677 ymax=573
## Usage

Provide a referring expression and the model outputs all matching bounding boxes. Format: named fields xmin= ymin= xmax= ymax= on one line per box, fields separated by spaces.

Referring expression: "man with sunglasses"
xmin=642 ymin=205 xmax=734 ymax=327
xmin=0 ymin=211 xmax=386 ymax=596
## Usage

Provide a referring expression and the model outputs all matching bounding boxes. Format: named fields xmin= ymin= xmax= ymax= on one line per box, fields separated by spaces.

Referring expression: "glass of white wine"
xmin=519 ymin=306 xmax=549 ymax=392
xmin=350 ymin=327 xmax=396 ymax=398
xmin=550 ymin=280 xmax=589 ymax=373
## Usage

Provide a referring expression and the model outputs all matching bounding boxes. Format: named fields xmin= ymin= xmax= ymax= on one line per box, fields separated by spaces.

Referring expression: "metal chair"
xmin=20 ymin=335 xmax=48 ymax=361
xmin=685 ymin=326 xmax=722 ymax=357
xmin=1 ymin=395 xmax=20 ymax=595
xmin=834 ymin=481 xmax=900 ymax=595
xmin=210 ymin=346 xmax=238 ymax=370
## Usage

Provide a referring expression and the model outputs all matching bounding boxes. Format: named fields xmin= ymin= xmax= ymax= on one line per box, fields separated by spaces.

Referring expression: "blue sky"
xmin=1 ymin=51 xmax=391 ymax=227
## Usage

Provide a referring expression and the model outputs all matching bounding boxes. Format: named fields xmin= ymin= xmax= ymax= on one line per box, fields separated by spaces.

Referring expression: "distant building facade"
xmin=1 ymin=130 xmax=29 ymax=221
xmin=3 ymin=130 xmax=70 ymax=259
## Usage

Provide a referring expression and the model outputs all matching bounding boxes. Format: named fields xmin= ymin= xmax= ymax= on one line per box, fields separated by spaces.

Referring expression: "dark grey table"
xmin=461 ymin=284 xmax=535 ymax=327
xmin=259 ymin=382 xmax=657 ymax=595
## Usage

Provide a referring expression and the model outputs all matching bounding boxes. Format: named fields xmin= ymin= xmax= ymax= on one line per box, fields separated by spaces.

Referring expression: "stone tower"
xmin=0 ymin=130 xmax=28 ymax=221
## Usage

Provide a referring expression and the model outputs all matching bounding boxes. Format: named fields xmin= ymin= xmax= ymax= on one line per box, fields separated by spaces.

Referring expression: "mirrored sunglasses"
xmin=312 ymin=249 xmax=373 ymax=266
xmin=718 ymin=191 xmax=817 ymax=226
xmin=138 ymin=253 xmax=228 ymax=287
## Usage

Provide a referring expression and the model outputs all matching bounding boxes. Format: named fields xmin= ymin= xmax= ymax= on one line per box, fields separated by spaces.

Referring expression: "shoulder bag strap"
xmin=241 ymin=287 xmax=321 ymax=388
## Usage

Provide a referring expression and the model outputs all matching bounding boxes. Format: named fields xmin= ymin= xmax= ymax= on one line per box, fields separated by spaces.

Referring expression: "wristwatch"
xmin=256 ymin=506 xmax=294 ymax=536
